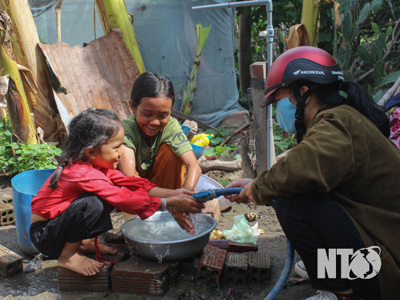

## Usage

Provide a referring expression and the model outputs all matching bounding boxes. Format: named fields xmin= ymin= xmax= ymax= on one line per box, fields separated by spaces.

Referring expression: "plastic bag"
xmin=222 ymin=215 xmax=260 ymax=244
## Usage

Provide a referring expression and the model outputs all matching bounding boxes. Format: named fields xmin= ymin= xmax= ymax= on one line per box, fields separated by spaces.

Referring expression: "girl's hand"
xmin=170 ymin=188 xmax=194 ymax=197
xmin=225 ymin=179 xmax=255 ymax=204
xmin=169 ymin=208 xmax=195 ymax=234
xmin=166 ymin=194 xmax=204 ymax=213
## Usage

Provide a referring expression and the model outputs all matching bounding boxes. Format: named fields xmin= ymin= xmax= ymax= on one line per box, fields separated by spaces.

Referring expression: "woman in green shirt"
xmin=119 ymin=72 xmax=202 ymax=191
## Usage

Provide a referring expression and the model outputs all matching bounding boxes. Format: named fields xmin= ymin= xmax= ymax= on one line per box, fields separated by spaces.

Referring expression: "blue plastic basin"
xmin=11 ymin=169 xmax=55 ymax=255
xmin=191 ymin=143 xmax=206 ymax=159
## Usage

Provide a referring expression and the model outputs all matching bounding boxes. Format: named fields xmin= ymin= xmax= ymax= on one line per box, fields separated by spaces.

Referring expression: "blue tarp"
xmin=32 ymin=0 xmax=243 ymax=126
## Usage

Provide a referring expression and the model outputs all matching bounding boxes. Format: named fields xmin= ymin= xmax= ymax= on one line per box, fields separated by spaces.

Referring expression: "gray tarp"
xmin=32 ymin=0 xmax=242 ymax=126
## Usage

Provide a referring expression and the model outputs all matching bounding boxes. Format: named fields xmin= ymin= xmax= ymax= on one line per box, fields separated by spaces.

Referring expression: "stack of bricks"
xmin=111 ymin=255 xmax=178 ymax=296
xmin=58 ymin=243 xmax=129 ymax=292
xmin=0 ymin=188 xmax=14 ymax=226
xmin=195 ymin=244 xmax=227 ymax=285
xmin=221 ymin=251 xmax=271 ymax=286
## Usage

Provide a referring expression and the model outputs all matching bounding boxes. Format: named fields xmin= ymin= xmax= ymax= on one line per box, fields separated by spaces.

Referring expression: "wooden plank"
xmin=0 ymin=244 xmax=23 ymax=279
xmin=250 ymin=62 xmax=269 ymax=175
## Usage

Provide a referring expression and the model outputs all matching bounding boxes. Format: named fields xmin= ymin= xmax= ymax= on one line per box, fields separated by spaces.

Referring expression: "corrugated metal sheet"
xmin=38 ymin=29 xmax=140 ymax=127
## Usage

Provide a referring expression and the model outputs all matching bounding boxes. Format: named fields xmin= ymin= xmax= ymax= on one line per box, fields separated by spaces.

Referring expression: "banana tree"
xmin=95 ymin=0 xmax=145 ymax=73
xmin=0 ymin=0 xmax=61 ymax=142
xmin=0 ymin=10 xmax=37 ymax=144
xmin=181 ymin=23 xmax=212 ymax=115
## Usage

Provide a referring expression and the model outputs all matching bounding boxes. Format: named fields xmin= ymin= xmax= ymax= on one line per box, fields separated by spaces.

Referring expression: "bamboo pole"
xmin=95 ymin=0 xmax=145 ymax=73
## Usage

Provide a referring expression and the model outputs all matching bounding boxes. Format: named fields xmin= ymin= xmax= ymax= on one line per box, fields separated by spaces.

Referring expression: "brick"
xmin=0 ymin=202 xmax=15 ymax=226
xmin=0 ymin=244 xmax=23 ymax=279
xmin=111 ymin=255 xmax=177 ymax=296
xmin=204 ymin=198 xmax=221 ymax=222
xmin=0 ymin=187 xmax=12 ymax=205
xmin=222 ymin=252 xmax=248 ymax=286
xmin=57 ymin=263 xmax=112 ymax=292
xmin=196 ymin=244 xmax=227 ymax=285
xmin=248 ymin=252 xmax=271 ymax=284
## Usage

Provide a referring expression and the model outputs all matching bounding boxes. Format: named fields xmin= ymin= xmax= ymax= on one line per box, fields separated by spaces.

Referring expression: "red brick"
xmin=111 ymin=255 xmax=176 ymax=296
xmin=196 ymin=244 xmax=227 ymax=285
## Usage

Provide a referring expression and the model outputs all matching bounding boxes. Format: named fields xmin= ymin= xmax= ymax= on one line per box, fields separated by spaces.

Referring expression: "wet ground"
xmin=0 ymin=175 xmax=316 ymax=300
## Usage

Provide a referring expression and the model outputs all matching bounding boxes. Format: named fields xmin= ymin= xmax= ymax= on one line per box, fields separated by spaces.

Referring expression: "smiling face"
xmin=89 ymin=124 xmax=124 ymax=170
xmin=130 ymin=95 xmax=173 ymax=141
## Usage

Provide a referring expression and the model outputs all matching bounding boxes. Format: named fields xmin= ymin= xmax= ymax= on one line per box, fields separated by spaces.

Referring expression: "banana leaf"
xmin=95 ymin=0 xmax=145 ymax=73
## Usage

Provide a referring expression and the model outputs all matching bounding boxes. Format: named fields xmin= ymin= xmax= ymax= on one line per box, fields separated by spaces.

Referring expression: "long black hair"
xmin=130 ymin=72 xmax=175 ymax=108
xmin=292 ymin=81 xmax=390 ymax=138
xmin=48 ymin=108 xmax=122 ymax=189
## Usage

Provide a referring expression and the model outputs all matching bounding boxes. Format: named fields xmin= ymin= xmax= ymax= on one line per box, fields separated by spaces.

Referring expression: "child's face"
xmin=90 ymin=125 xmax=124 ymax=170
xmin=130 ymin=95 xmax=172 ymax=140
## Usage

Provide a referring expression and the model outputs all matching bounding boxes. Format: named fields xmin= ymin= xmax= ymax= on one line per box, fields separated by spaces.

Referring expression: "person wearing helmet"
xmin=226 ymin=46 xmax=400 ymax=300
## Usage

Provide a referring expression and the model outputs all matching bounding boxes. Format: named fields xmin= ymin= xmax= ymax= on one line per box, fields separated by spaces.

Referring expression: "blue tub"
xmin=191 ymin=144 xmax=206 ymax=159
xmin=11 ymin=169 xmax=55 ymax=255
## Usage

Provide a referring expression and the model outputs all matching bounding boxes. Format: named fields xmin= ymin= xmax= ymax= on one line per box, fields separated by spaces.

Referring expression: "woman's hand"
xmin=169 ymin=208 xmax=195 ymax=234
xmin=224 ymin=178 xmax=255 ymax=204
xmin=170 ymin=188 xmax=194 ymax=197
xmin=166 ymin=194 xmax=204 ymax=213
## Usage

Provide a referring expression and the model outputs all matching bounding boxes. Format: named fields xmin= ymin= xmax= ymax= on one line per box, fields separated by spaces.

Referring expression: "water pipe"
xmin=192 ymin=2 xmax=294 ymax=299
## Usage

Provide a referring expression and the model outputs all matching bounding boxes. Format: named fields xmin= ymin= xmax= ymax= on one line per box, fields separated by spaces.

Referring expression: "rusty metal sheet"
xmin=38 ymin=29 xmax=140 ymax=127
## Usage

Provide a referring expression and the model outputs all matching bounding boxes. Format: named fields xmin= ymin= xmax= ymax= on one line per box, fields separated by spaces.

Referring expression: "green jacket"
xmin=251 ymin=104 xmax=400 ymax=298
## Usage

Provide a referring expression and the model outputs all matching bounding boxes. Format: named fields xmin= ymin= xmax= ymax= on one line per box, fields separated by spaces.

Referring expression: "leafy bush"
xmin=0 ymin=118 xmax=61 ymax=175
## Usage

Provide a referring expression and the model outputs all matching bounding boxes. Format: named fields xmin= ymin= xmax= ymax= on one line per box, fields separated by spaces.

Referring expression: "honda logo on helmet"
xmin=293 ymin=69 xmax=325 ymax=75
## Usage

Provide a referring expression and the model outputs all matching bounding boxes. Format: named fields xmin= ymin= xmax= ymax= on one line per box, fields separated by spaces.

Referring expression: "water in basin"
xmin=124 ymin=212 xmax=212 ymax=242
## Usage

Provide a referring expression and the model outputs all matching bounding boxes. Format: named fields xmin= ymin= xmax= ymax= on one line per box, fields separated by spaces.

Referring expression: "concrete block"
xmin=222 ymin=252 xmax=248 ymax=286
xmin=248 ymin=252 xmax=271 ymax=284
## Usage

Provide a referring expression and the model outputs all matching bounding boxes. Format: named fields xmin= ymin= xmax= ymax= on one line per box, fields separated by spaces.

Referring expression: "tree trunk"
xmin=300 ymin=0 xmax=322 ymax=46
xmin=239 ymin=7 xmax=252 ymax=96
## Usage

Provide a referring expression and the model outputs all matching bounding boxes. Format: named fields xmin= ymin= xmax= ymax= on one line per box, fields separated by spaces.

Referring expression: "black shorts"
xmin=30 ymin=193 xmax=113 ymax=259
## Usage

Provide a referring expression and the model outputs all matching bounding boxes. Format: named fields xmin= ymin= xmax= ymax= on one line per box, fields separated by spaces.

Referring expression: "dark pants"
xmin=274 ymin=194 xmax=381 ymax=300
xmin=30 ymin=193 xmax=113 ymax=259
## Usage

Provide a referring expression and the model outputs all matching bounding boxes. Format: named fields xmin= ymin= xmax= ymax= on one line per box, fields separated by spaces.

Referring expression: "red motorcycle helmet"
xmin=261 ymin=46 xmax=344 ymax=106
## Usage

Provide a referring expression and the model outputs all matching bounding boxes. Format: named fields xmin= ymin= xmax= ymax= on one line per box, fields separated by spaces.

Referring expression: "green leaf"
xmin=371 ymin=22 xmax=379 ymax=34
xmin=357 ymin=45 xmax=374 ymax=66
xmin=370 ymin=0 xmax=383 ymax=12
xmin=383 ymin=50 xmax=400 ymax=63
xmin=379 ymin=71 xmax=400 ymax=87
xmin=357 ymin=3 xmax=370 ymax=25
xmin=373 ymin=61 xmax=384 ymax=87
xmin=386 ymin=26 xmax=393 ymax=38
xmin=376 ymin=33 xmax=386 ymax=60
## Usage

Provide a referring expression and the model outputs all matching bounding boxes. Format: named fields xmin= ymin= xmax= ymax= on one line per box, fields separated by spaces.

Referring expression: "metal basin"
xmin=122 ymin=211 xmax=217 ymax=261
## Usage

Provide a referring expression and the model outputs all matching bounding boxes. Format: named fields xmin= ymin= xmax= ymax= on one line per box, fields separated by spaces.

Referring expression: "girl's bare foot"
xmin=79 ymin=239 xmax=118 ymax=255
xmin=58 ymin=252 xmax=103 ymax=276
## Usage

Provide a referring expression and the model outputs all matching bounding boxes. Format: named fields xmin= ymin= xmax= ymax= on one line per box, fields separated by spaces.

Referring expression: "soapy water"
xmin=124 ymin=212 xmax=213 ymax=242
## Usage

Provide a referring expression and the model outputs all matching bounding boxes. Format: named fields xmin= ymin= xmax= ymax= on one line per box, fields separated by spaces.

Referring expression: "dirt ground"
xmin=0 ymin=169 xmax=316 ymax=300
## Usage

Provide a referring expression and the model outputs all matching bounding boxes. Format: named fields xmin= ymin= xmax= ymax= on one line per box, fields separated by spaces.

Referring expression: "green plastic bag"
xmin=222 ymin=215 xmax=260 ymax=244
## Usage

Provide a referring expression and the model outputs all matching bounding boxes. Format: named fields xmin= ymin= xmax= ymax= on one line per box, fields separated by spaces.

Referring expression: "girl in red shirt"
xmin=30 ymin=108 xmax=204 ymax=277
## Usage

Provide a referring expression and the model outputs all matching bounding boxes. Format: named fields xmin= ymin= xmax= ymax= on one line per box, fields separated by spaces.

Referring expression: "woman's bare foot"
xmin=58 ymin=251 xmax=103 ymax=276
xmin=79 ymin=238 xmax=118 ymax=255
